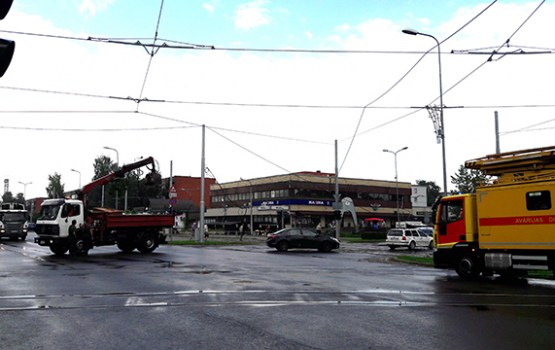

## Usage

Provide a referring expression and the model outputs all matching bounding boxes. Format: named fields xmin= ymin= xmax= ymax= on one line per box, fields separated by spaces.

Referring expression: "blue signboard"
xmin=253 ymin=199 xmax=333 ymax=207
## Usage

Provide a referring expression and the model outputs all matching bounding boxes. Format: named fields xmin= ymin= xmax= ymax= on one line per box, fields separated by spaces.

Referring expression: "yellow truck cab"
xmin=433 ymin=146 xmax=555 ymax=278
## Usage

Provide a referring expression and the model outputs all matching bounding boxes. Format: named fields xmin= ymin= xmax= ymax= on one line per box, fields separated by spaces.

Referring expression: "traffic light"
xmin=0 ymin=0 xmax=15 ymax=78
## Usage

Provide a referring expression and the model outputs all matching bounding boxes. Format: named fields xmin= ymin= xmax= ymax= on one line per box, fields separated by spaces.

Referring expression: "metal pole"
xmin=249 ymin=185 xmax=254 ymax=235
xmin=394 ymin=153 xmax=400 ymax=223
xmin=334 ymin=140 xmax=340 ymax=240
xmin=18 ymin=181 xmax=31 ymax=199
xmin=402 ymin=29 xmax=446 ymax=194
xmin=495 ymin=111 xmax=500 ymax=153
xmin=71 ymin=169 xmax=81 ymax=189
xmin=104 ymin=146 xmax=119 ymax=167
xmin=169 ymin=160 xmax=173 ymax=188
xmin=383 ymin=147 xmax=408 ymax=226
xmin=199 ymin=125 xmax=206 ymax=243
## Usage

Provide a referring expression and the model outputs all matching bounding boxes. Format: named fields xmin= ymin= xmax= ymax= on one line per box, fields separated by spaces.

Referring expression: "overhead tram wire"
xmin=138 ymin=111 xmax=329 ymax=145
xmin=0 ymin=110 xmax=134 ymax=114
xmin=6 ymin=28 xmax=552 ymax=55
xmin=8 ymin=28 xmax=550 ymax=56
xmin=207 ymin=126 xmax=293 ymax=175
xmin=338 ymin=0 xmax=499 ymax=173
xmin=0 ymin=125 xmax=197 ymax=132
xmin=2 ymin=83 xmax=554 ymax=111
xmin=206 ymin=127 xmax=333 ymax=185
xmin=501 ymin=117 xmax=555 ymax=135
xmin=135 ymin=0 xmax=165 ymax=112
xmin=340 ymin=0 xmax=546 ymax=162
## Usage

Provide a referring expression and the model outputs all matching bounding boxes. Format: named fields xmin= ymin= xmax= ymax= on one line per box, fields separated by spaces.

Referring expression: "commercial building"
xmin=205 ymin=171 xmax=415 ymax=233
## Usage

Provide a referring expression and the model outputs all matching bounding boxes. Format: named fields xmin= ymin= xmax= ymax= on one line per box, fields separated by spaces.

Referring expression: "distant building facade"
xmin=205 ymin=171 xmax=413 ymax=233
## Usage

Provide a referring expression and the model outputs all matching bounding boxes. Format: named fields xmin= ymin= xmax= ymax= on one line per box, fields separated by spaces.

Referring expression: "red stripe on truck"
xmin=480 ymin=215 xmax=555 ymax=226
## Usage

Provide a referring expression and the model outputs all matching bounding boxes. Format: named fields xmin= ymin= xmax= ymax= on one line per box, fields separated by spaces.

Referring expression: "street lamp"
xmin=103 ymin=146 xmax=119 ymax=167
xmin=70 ymin=169 xmax=81 ymax=189
xmin=103 ymin=146 xmax=119 ymax=209
xmin=402 ymin=28 xmax=447 ymax=194
xmin=383 ymin=146 xmax=408 ymax=224
xmin=18 ymin=181 xmax=32 ymax=199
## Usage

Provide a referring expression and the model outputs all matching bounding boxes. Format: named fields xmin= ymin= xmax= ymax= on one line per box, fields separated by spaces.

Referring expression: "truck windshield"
xmin=38 ymin=205 xmax=61 ymax=221
xmin=1 ymin=213 xmax=27 ymax=222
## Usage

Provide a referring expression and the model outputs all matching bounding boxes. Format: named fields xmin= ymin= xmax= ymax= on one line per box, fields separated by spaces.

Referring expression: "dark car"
xmin=266 ymin=227 xmax=340 ymax=252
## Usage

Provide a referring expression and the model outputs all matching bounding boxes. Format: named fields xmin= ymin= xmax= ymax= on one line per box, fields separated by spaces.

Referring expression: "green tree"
xmin=450 ymin=165 xmax=490 ymax=194
xmin=46 ymin=173 xmax=65 ymax=198
xmin=15 ymin=193 xmax=25 ymax=203
xmin=415 ymin=180 xmax=441 ymax=206
xmin=87 ymin=155 xmax=119 ymax=208
xmin=1 ymin=192 xmax=25 ymax=204
xmin=86 ymin=155 xmax=163 ymax=210
xmin=2 ymin=191 xmax=14 ymax=203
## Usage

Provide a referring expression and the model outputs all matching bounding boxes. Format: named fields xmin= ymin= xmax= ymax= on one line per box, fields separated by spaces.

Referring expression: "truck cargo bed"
xmin=88 ymin=208 xmax=174 ymax=229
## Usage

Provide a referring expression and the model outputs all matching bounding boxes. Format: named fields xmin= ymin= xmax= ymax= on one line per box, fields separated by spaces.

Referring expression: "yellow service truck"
xmin=432 ymin=146 xmax=555 ymax=278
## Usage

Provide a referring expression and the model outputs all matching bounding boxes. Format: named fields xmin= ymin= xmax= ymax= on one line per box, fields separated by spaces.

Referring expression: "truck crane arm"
xmin=78 ymin=156 xmax=162 ymax=204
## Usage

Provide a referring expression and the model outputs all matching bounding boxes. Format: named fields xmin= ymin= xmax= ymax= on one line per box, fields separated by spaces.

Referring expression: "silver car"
xmin=385 ymin=228 xmax=433 ymax=250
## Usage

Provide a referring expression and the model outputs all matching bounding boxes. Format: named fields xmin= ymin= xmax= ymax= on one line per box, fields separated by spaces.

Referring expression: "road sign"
xmin=169 ymin=198 xmax=177 ymax=206
xmin=169 ymin=186 xmax=177 ymax=198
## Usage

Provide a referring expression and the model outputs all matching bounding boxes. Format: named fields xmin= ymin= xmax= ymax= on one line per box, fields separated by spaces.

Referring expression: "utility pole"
xmin=334 ymin=140 xmax=341 ymax=240
xmin=199 ymin=125 xmax=206 ymax=243
xmin=169 ymin=160 xmax=173 ymax=188
xmin=495 ymin=111 xmax=500 ymax=154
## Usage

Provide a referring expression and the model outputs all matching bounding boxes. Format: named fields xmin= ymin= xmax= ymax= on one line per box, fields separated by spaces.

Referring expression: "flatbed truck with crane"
xmin=433 ymin=146 xmax=555 ymax=278
xmin=34 ymin=157 xmax=174 ymax=256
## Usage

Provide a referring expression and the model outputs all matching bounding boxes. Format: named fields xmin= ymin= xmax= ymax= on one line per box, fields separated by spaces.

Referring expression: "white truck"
xmin=0 ymin=202 xmax=30 ymax=241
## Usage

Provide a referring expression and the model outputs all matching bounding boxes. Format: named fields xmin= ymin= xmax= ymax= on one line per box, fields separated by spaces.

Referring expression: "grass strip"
xmin=394 ymin=255 xmax=434 ymax=266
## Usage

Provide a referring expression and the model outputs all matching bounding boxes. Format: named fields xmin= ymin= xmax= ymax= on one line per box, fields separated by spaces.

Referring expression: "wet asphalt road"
xmin=0 ymin=234 xmax=554 ymax=350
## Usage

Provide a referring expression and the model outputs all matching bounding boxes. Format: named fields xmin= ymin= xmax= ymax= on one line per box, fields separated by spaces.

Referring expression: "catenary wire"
xmin=338 ymin=0 xmax=499 ymax=172
xmin=138 ymin=111 xmax=330 ymax=145
xmin=136 ymin=0 xmax=165 ymax=110
xmin=8 ymin=29 xmax=554 ymax=55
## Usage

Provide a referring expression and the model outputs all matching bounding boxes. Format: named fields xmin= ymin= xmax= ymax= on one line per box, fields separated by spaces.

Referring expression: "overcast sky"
xmin=1 ymin=0 xmax=554 ymax=199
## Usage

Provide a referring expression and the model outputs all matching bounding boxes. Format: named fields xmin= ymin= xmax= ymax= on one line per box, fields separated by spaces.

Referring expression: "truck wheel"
xmin=117 ymin=240 xmax=136 ymax=253
xmin=137 ymin=233 xmax=158 ymax=254
xmin=50 ymin=244 xmax=69 ymax=256
xmin=455 ymin=256 xmax=480 ymax=279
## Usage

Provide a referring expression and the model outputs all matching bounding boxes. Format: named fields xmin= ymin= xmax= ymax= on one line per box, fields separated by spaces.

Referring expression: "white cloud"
xmin=335 ymin=23 xmax=351 ymax=33
xmin=203 ymin=3 xmax=215 ymax=13
xmin=234 ymin=0 xmax=270 ymax=30
xmin=78 ymin=0 xmax=114 ymax=16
